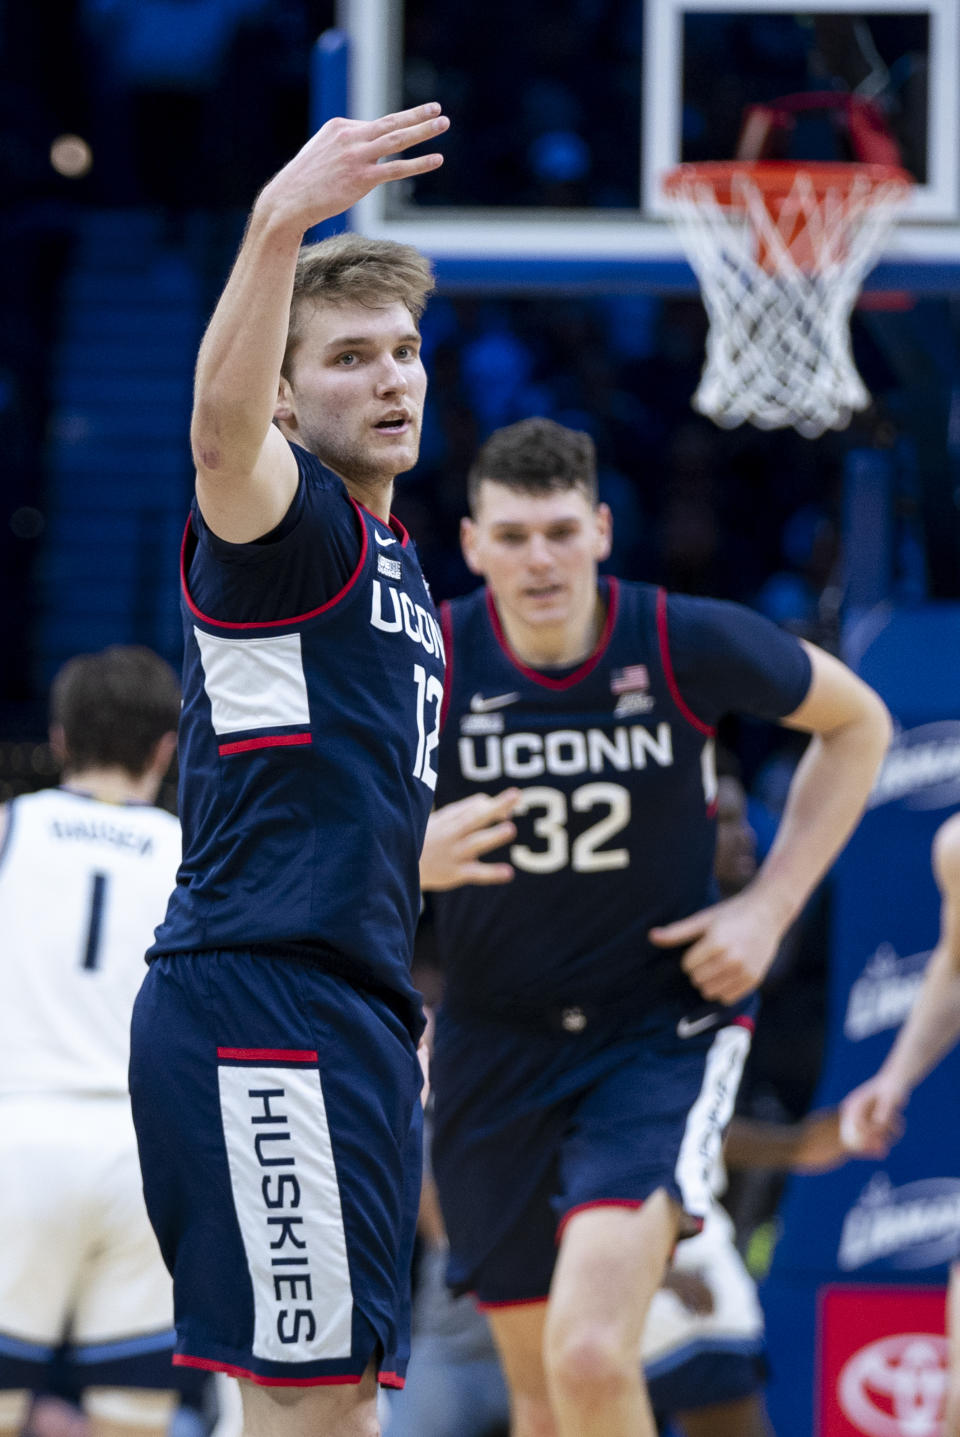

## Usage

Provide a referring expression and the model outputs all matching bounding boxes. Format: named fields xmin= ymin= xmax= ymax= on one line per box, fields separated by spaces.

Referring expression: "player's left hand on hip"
xmin=649 ymin=896 xmax=778 ymax=1004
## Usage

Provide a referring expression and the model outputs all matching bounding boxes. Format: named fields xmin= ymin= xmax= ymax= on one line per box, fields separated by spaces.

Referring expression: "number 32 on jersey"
xmin=511 ymin=783 xmax=630 ymax=874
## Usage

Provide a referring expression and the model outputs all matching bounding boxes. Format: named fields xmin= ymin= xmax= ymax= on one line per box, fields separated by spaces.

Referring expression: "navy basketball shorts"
xmin=431 ymin=1002 xmax=753 ymax=1307
xmin=129 ymin=951 xmax=423 ymax=1388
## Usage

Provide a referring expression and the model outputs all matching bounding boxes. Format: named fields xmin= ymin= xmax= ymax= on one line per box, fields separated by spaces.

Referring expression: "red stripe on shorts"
xmin=556 ymin=1197 xmax=645 ymax=1244
xmin=173 ymin=1355 xmax=361 ymax=1386
xmin=474 ymin=1294 xmax=550 ymax=1311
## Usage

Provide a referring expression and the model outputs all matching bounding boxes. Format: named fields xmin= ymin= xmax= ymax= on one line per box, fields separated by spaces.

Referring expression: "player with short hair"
xmin=420 ymin=415 xmax=891 ymax=1437
xmin=128 ymin=105 xmax=449 ymax=1437
xmin=0 ymin=646 xmax=180 ymax=1437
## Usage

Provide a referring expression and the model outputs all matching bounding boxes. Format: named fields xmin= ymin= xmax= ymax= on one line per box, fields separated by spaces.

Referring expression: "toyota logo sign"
xmin=838 ymin=1333 xmax=948 ymax=1436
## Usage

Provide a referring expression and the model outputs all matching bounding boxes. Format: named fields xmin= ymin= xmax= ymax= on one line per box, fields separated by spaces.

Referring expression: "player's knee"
xmin=545 ymin=1322 xmax=635 ymax=1404
xmin=83 ymin=1387 xmax=178 ymax=1428
xmin=0 ymin=1388 xmax=32 ymax=1433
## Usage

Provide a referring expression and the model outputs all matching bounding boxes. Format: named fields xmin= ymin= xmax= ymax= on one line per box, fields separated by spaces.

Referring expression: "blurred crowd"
xmin=0 ymin=0 xmax=940 ymax=724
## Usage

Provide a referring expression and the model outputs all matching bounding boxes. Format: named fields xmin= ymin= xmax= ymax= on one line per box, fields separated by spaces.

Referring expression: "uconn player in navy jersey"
xmin=418 ymin=418 xmax=891 ymax=1437
xmin=0 ymin=648 xmax=181 ymax=1437
xmin=127 ymin=105 xmax=449 ymax=1437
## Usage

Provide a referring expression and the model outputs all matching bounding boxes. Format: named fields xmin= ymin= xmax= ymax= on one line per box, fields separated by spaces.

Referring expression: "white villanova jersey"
xmin=0 ymin=787 xmax=180 ymax=1097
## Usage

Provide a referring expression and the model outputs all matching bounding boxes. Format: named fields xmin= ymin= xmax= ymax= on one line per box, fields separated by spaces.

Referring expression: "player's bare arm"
xmin=841 ymin=811 xmax=960 ymax=1155
xmin=651 ymin=644 xmax=891 ymax=1004
xmin=420 ymin=789 xmax=521 ymax=891
xmin=723 ymin=1110 xmax=847 ymax=1174
xmin=190 ymin=104 xmax=449 ymax=543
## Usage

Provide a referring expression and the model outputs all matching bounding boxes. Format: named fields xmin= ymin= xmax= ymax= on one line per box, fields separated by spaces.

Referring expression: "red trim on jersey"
xmin=556 ymin=1197 xmax=645 ymax=1244
xmin=179 ymin=498 xmax=369 ymax=631
xmin=216 ymin=1047 xmax=319 ymax=1062
xmin=655 ymin=588 xmax=715 ymax=737
xmin=218 ymin=733 xmax=313 ymax=756
xmin=732 ymin=1015 xmax=756 ymax=1033
xmin=706 ymin=797 xmax=719 ymax=819
xmin=378 ymin=1371 xmax=405 ymax=1389
xmin=173 ymin=1355 xmax=360 ymax=1386
xmin=439 ymin=600 xmax=455 ymax=732
xmin=355 ymin=500 xmax=410 ymax=548
xmin=484 ymin=576 xmax=620 ymax=690
xmin=474 ymin=1294 xmax=549 ymax=1312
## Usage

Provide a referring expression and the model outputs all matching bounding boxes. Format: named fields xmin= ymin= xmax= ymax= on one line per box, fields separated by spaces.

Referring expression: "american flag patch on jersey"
xmin=610 ymin=664 xmax=650 ymax=694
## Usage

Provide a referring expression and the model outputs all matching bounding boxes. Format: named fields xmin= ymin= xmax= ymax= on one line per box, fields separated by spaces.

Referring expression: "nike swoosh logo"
xmin=469 ymin=692 xmax=521 ymax=713
xmin=676 ymin=1013 xmax=722 ymax=1039
xmin=375 ymin=532 xmax=398 ymax=547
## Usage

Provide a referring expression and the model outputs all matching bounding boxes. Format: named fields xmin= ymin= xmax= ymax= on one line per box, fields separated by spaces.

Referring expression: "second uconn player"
xmin=420 ymin=417 xmax=891 ymax=1437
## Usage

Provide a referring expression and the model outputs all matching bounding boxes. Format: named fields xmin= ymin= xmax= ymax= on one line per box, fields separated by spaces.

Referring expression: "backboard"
xmin=335 ymin=0 xmax=960 ymax=290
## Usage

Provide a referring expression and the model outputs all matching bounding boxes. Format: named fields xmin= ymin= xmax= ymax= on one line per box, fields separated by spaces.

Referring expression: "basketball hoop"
xmin=662 ymin=160 xmax=913 ymax=438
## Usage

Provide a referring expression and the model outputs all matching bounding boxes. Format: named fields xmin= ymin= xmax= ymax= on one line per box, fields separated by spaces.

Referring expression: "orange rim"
xmin=662 ymin=160 xmax=913 ymax=208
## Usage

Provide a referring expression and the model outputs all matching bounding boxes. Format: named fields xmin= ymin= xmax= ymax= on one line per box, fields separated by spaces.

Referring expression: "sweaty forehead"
xmin=475 ymin=481 xmax=594 ymax=528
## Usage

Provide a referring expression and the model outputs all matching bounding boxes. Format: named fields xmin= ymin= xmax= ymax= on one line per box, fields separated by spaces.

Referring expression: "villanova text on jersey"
xmin=433 ymin=578 xmax=811 ymax=1019
xmin=150 ymin=445 xmax=444 ymax=1031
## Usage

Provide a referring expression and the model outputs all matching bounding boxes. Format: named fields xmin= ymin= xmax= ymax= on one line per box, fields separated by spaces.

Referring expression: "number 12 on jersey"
xmin=413 ymin=663 xmax=444 ymax=790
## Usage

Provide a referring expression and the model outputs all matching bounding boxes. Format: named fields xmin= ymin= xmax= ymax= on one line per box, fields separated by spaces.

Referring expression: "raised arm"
xmin=191 ymin=104 xmax=448 ymax=543
xmin=841 ymin=812 xmax=960 ymax=1155
xmin=651 ymin=644 xmax=891 ymax=1004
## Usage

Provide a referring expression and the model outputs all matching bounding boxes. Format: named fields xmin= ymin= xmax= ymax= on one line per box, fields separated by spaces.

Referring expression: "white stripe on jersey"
xmin=0 ymin=789 xmax=180 ymax=1097
xmin=194 ymin=627 xmax=311 ymax=735
xmin=217 ymin=1063 xmax=354 ymax=1362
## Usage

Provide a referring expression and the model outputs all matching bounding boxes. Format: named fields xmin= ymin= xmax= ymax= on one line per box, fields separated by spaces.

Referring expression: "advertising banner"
xmin=819 ymin=1288 xmax=948 ymax=1437
xmin=763 ymin=605 xmax=960 ymax=1437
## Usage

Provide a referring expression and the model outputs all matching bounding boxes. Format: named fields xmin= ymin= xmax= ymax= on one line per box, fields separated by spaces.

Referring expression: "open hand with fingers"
xmin=838 ymin=1074 xmax=906 ymax=1158
xmin=649 ymin=891 xmax=783 ymax=1005
xmin=420 ymin=789 xmax=521 ymax=892
xmin=259 ymin=103 xmax=450 ymax=233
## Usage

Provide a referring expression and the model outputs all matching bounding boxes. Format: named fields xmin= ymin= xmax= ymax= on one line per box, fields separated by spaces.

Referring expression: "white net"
xmin=663 ymin=165 xmax=912 ymax=439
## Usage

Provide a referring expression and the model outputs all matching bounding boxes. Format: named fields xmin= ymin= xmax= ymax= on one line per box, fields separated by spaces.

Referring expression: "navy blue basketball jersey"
xmin=150 ymin=443 xmax=444 ymax=1028
xmin=432 ymin=578 xmax=810 ymax=1018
